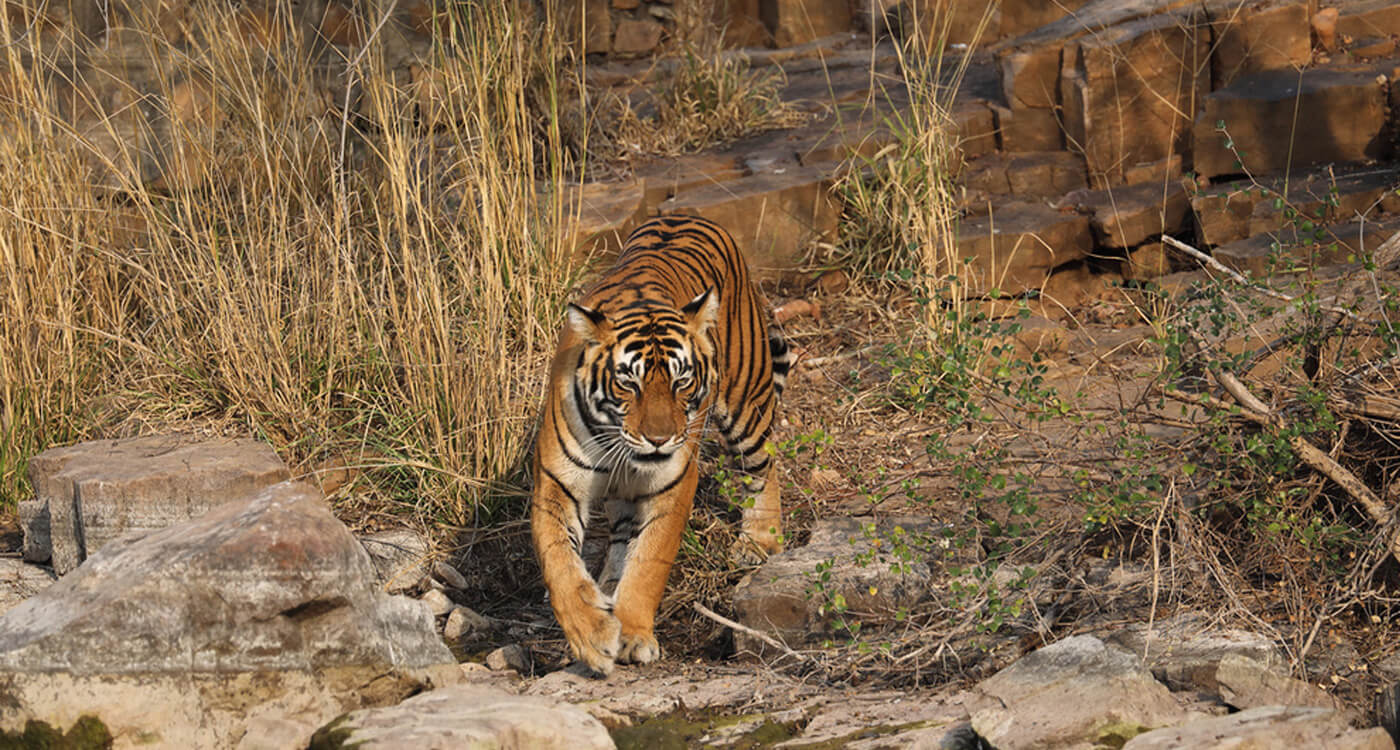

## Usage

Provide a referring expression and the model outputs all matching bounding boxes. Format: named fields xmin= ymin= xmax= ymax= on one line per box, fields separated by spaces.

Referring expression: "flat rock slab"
xmin=1193 ymin=64 xmax=1390 ymax=179
xmin=971 ymin=634 xmax=1197 ymax=749
xmin=731 ymin=516 xmax=936 ymax=651
xmin=0 ymin=480 xmax=452 ymax=674
xmin=314 ymin=684 xmax=614 ymax=750
xmin=1123 ymin=705 xmax=1394 ymax=749
xmin=963 ymin=151 xmax=1088 ymax=200
xmin=954 ymin=201 xmax=1094 ymax=296
xmin=1059 ymin=180 xmax=1190 ymax=248
xmin=21 ymin=435 xmax=289 ymax=573
xmin=1192 ymin=168 xmax=1400 ymax=248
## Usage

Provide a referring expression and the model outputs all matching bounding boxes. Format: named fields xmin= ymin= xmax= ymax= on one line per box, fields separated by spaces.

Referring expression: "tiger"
xmin=530 ymin=214 xmax=792 ymax=676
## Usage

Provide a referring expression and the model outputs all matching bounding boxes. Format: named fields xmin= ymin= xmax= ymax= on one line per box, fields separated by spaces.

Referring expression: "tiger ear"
xmin=566 ymin=303 xmax=609 ymax=342
xmin=681 ymin=288 xmax=719 ymax=336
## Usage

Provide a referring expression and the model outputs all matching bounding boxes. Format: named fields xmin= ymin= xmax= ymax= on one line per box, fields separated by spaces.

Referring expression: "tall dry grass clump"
xmin=0 ymin=0 xmax=578 ymax=526
xmin=836 ymin=5 xmax=990 ymax=329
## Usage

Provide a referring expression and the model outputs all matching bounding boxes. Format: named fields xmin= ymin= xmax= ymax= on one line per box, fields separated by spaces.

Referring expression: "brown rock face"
xmin=613 ymin=18 xmax=663 ymax=55
xmin=763 ymin=0 xmax=853 ymax=48
xmin=659 ymin=164 xmax=840 ymax=282
xmin=1060 ymin=10 xmax=1208 ymax=185
xmin=1193 ymin=66 xmax=1390 ymax=179
xmin=954 ymin=201 xmax=1094 ymax=295
xmin=1207 ymin=0 xmax=1311 ymax=88
xmin=1059 ymin=179 xmax=1190 ymax=248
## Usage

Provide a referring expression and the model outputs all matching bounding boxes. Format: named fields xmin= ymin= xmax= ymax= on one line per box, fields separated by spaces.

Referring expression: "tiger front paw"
xmin=617 ymin=631 xmax=660 ymax=665
xmin=561 ymin=603 xmax=621 ymax=677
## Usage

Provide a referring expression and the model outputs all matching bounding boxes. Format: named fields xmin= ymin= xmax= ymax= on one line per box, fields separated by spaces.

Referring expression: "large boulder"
xmin=0 ymin=480 xmax=458 ymax=748
xmin=970 ymin=635 xmax=1196 ymax=748
xmin=21 ymin=435 xmax=290 ymax=573
xmin=1103 ymin=612 xmax=1285 ymax=693
xmin=954 ymin=201 xmax=1095 ymax=296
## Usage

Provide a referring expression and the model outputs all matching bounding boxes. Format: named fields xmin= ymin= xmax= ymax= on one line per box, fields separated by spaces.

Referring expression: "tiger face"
xmin=567 ymin=289 xmax=718 ymax=464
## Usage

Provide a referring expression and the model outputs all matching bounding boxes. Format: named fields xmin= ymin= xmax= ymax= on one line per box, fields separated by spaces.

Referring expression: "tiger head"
xmin=566 ymin=289 xmax=718 ymax=461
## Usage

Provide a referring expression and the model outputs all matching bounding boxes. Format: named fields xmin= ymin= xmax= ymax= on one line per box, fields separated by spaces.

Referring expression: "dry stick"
xmin=1160 ymin=235 xmax=1362 ymax=322
xmin=691 ymin=602 xmax=818 ymax=667
xmin=1207 ymin=366 xmax=1400 ymax=564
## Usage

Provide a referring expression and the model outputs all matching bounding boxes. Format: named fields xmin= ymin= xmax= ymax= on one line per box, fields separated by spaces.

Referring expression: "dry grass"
xmin=0 ymin=1 xmax=581 ymax=526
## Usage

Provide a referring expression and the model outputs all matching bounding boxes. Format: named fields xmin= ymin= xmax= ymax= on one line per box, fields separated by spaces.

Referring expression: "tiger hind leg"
xmin=728 ymin=442 xmax=784 ymax=561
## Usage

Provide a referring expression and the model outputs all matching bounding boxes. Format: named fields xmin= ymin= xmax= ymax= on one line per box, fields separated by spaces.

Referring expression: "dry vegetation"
xmin=0 ymin=2 xmax=580 ymax=526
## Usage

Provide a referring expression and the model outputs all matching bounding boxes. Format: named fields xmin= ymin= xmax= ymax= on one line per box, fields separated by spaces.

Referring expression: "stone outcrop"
xmin=732 ymin=516 xmax=935 ymax=650
xmin=0 ymin=480 xmax=457 ymax=748
xmin=1104 ymin=612 xmax=1286 ymax=693
xmin=21 ymin=435 xmax=290 ymax=574
xmin=970 ymin=635 xmax=1196 ymax=748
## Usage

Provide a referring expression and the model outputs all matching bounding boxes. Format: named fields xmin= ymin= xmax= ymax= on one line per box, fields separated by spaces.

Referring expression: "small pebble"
xmin=443 ymin=605 xmax=491 ymax=641
xmin=486 ymin=643 xmax=531 ymax=673
xmin=433 ymin=560 xmax=468 ymax=590
xmin=420 ymin=588 xmax=454 ymax=617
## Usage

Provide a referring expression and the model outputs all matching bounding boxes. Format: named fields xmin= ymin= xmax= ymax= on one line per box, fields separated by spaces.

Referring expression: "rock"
xmin=433 ymin=560 xmax=468 ymax=590
xmin=732 ymin=516 xmax=935 ymax=651
xmin=1123 ymin=705 xmax=1393 ymax=749
xmin=1215 ymin=654 xmax=1339 ymax=711
xmin=765 ymin=0 xmax=852 ymax=48
xmin=1059 ymin=179 xmax=1190 ymax=247
xmin=1336 ymin=1 xmax=1400 ymax=43
xmin=1213 ymin=215 xmax=1400 ymax=276
xmin=236 ymin=715 xmax=320 ymax=750
xmin=1193 ymin=65 xmax=1390 ymax=180
xmin=971 ymin=635 xmax=1194 ymax=749
xmin=312 ymin=684 xmax=613 ymax=749
xmin=990 ymin=104 xmax=1063 ymax=152
xmin=659 ymin=164 xmax=839 ymax=284
xmin=963 ymin=152 xmax=1088 ymax=199
xmin=21 ymin=434 xmax=290 ymax=573
xmin=360 ymin=528 xmax=432 ymax=594
xmin=421 ymin=588 xmax=455 ymax=617
xmin=558 ymin=178 xmax=647 ymax=267
xmin=443 ymin=606 xmax=491 ymax=643
xmin=953 ymin=201 xmax=1095 ymax=296
xmin=1206 ymin=0 xmax=1311 ymax=88
xmin=613 ymin=18 xmax=663 ymax=56
xmin=485 ymin=643 xmax=532 ymax=674
xmin=1060 ymin=9 xmax=1208 ymax=184
xmin=952 ymin=98 xmax=999 ymax=160
xmin=1126 ymin=243 xmax=1172 ymax=279
xmin=997 ymin=44 xmax=1064 ymax=110
xmin=636 ymin=153 xmax=745 ymax=210
xmin=782 ymin=690 xmax=981 ymax=748
xmin=1314 ymin=7 xmax=1340 ymax=51
xmin=0 ymin=559 xmax=56 ymax=615
xmin=0 ymin=481 xmax=457 ymax=747
xmin=1103 ymin=612 xmax=1286 ymax=693
xmin=1191 ymin=168 xmax=1400 ymax=247
xmin=1379 ymin=682 xmax=1400 ymax=746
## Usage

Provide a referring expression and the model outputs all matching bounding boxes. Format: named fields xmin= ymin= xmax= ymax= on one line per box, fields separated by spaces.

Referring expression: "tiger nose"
xmin=643 ymin=431 xmax=671 ymax=448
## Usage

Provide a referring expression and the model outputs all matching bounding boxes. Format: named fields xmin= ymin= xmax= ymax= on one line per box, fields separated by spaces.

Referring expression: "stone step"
xmin=1213 ymin=214 xmax=1400 ymax=276
xmin=1192 ymin=167 xmax=1400 ymax=247
xmin=1193 ymin=63 xmax=1395 ymax=180
xmin=1057 ymin=178 xmax=1191 ymax=248
xmin=954 ymin=199 xmax=1095 ymax=296
xmin=961 ymin=151 xmax=1088 ymax=202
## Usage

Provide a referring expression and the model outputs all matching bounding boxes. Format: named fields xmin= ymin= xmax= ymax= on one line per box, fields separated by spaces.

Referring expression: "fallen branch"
xmin=1200 ymin=364 xmax=1400 ymax=564
xmin=1161 ymin=235 xmax=1362 ymax=322
xmin=691 ymin=602 xmax=818 ymax=667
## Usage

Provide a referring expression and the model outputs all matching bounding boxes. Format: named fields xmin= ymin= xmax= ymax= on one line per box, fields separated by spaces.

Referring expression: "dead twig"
xmin=691 ymin=602 xmax=821 ymax=668
xmin=1161 ymin=235 xmax=1363 ymax=322
xmin=1209 ymin=366 xmax=1400 ymax=565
